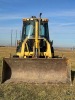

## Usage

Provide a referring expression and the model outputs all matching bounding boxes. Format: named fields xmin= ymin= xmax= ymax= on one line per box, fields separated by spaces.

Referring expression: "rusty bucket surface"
xmin=1 ymin=58 xmax=71 ymax=83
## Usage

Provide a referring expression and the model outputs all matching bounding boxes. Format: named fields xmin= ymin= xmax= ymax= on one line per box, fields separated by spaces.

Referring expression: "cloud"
xmin=0 ymin=10 xmax=75 ymax=20
xmin=59 ymin=23 xmax=75 ymax=27
xmin=44 ymin=10 xmax=75 ymax=17
xmin=0 ymin=15 xmax=22 ymax=20
xmin=50 ymin=22 xmax=75 ymax=26
xmin=0 ymin=12 xmax=32 ymax=20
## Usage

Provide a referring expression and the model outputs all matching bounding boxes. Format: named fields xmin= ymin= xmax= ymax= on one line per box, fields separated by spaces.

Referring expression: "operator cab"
xmin=21 ymin=17 xmax=49 ymax=41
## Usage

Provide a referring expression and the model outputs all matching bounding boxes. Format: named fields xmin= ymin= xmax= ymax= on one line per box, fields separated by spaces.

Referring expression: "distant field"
xmin=55 ymin=49 xmax=75 ymax=70
xmin=0 ymin=47 xmax=75 ymax=100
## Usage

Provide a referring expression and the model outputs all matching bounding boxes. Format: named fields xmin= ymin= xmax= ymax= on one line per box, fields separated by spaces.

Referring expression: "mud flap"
xmin=1 ymin=58 xmax=71 ymax=83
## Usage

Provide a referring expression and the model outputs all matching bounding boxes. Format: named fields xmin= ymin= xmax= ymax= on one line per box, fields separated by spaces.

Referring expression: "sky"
xmin=0 ymin=0 xmax=75 ymax=47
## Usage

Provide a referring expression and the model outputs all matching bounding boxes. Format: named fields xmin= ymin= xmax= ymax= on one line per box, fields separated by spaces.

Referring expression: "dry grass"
xmin=55 ymin=49 xmax=75 ymax=70
xmin=0 ymin=47 xmax=75 ymax=100
xmin=0 ymin=46 xmax=16 ymax=59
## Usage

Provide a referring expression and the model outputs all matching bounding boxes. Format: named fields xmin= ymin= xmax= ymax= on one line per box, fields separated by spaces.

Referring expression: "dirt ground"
xmin=0 ymin=47 xmax=75 ymax=100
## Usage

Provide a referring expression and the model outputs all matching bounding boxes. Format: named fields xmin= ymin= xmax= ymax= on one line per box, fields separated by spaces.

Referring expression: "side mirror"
xmin=52 ymin=40 xmax=53 ymax=45
xmin=17 ymin=40 xmax=21 ymax=46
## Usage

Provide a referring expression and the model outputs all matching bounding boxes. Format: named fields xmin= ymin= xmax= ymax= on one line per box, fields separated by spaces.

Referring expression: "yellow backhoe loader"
xmin=1 ymin=13 xmax=71 ymax=83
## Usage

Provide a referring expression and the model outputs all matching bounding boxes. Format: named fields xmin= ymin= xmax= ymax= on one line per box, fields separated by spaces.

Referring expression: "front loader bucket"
xmin=1 ymin=58 xmax=71 ymax=83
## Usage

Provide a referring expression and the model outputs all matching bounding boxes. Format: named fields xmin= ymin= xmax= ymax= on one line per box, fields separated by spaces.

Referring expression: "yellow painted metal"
xmin=35 ymin=21 xmax=39 ymax=49
xmin=16 ymin=37 xmax=28 ymax=57
xmin=44 ymin=38 xmax=52 ymax=58
xmin=23 ymin=18 xmax=48 ymax=22
xmin=16 ymin=18 xmax=52 ymax=58
xmin=17 ymin=39 xmax=52 ymax=58
xmin=16 ymin=37 xmax=52 ymax=58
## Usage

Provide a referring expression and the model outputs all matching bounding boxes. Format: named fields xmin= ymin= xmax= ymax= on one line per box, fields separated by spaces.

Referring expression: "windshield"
xmin=40 ymin=22 xmax=49 ymax=40
xmin=22 ymin=21 xmax=34 ymax=41
xmin=21 ymin=20 xmax=49 ymax=41
xmin=26 ymin=24 xmax=33 ymax=36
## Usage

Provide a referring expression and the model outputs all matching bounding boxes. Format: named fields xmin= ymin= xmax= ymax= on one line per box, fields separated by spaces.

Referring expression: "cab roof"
xmin=23 ymin=18 xmax=48 ymax=22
